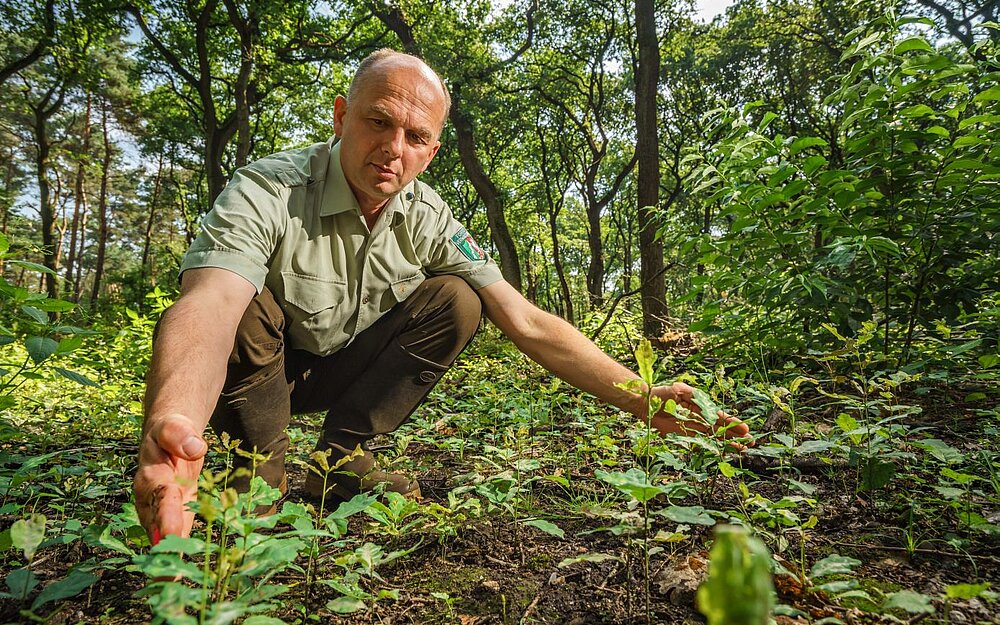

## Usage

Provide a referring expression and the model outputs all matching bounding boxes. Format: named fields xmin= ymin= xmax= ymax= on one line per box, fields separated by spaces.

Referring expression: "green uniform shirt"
xmin=180 ymin=139 xmax=504 ymax=356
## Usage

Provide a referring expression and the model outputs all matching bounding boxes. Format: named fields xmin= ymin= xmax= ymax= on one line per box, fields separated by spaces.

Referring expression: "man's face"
xmin=334 ymin=61 xmax=446 ymax=212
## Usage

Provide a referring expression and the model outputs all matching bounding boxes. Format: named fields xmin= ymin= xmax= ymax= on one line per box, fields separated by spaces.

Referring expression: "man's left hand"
xmin=647 ymin=382 xmax=752 ymax=448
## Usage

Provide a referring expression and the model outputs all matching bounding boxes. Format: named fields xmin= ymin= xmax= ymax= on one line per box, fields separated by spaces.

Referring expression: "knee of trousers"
xmin=405 ymin=276 xmax=482 ymax=356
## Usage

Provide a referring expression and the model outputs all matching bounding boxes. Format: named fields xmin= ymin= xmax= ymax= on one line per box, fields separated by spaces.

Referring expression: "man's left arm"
xmin=478 ymin=280 xmax=750 ymax=441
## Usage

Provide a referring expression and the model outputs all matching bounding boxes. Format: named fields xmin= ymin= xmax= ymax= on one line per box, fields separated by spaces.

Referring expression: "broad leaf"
xmin=11 ymin=514 xmax=46 ymax=561
xmin=523 ymin=519 xmax=564 ymax=539
xmin=31 ymin=567 xmax=99 ymax=610
xmin=24 ymin=336 xmax=58 ymax=364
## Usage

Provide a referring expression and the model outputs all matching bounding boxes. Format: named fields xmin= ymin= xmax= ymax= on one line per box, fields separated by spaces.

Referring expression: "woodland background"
xmin=0 ymin=0 xmax=998 ymax=623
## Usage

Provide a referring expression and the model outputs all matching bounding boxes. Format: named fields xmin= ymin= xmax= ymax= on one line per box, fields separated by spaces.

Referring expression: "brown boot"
xmin=303 ymin=443 xmax=420 ymax=504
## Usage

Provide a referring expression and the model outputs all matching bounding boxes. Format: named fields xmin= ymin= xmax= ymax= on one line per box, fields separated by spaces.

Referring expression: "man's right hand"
xmin=134 ymin=414 xmax=207 ymax=544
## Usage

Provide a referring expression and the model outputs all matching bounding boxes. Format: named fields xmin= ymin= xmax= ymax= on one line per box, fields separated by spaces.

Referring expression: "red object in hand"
xmin=151 ymin=526 xmax=162 ymax=546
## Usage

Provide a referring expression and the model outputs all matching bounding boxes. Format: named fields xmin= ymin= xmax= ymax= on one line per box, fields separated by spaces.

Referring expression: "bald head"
xmin=348 ymin=49 xmax=451 ymax=128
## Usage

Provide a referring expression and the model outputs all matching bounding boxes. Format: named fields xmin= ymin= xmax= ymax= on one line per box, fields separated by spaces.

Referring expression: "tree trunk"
xmin=33 ymin=99 xmax=58 ymax=299
xmin=141 ymin=153 xmax=165 ymax=285
xmin=90 ymin=99 xmax=112 ymax=305
xmin=635 ymin=0 xmax=667 ymax=338
xmin=66 ymin=91 xmax=92 ymax=299
xmin=451 ymin=107 xmax=522 ymax=291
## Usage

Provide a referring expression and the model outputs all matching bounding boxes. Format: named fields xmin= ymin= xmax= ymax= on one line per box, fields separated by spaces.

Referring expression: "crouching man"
xmin=134 ymin=49 xmax=749 ymax=542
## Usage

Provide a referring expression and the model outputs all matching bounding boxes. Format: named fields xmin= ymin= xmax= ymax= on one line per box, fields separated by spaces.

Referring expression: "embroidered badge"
xmin=450 ymin=227 xmax=487 ymax=261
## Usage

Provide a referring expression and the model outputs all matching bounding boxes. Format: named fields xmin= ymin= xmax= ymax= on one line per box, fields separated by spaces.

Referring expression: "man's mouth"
xmin=372 ymin=163 xmax=395 ymax=178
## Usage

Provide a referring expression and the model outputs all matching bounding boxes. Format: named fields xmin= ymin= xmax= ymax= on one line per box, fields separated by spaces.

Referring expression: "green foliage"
xmin=679 ymin=10 xmax=999 ymax=362
xmin=0 ymin=233 xmax=99 ymax=413
xmin=696 ymin=525 xmax=775 ymax=625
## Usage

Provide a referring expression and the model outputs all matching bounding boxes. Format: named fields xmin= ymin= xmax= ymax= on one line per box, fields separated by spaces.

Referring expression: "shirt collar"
xmin=320 ymin=140 xmax=414 ymax=220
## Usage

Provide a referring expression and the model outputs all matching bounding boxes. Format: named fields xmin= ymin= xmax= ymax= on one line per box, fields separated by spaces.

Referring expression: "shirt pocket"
xmin=281 ymin=271 xmax=347 ymax=314
xmin=390 ymin=272 xmax=425 ymax=302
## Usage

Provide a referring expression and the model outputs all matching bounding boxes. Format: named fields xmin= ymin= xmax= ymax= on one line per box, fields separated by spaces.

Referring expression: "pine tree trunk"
xmin=66 ymin=92 xmax=92 ymax=301
xmin=141 ymin=153 xmax=164 ymax=285
xmin=34 ymin=101 xmax=58 ymax=299
xmin=89 ymin=99 xmax=112 ymax=305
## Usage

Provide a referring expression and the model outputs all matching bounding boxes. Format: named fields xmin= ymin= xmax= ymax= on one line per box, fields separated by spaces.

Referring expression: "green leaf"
xmin=974 ymin=86 xmax=1000 ymax=103
xmin=20 ymin=306 xmax=48 ymax=324
xmin=789 ymin=136 xmax=827 ymax=156
xmin=691 ymin=388 xmax=721 ymax=423
xmin=661 ymin=505 xmax=716 ymax=526
xmin=54 ymin=367 xmax=99 ymax=387
xmin=697 ymin=525 xmax=774 ymax=625
xmin=558 ymin=552 xmax=619 ymax=567
xmin=835 ymin=413 xmax=859 ymax=434
xmin=900 ymin=104 xmax=934 ymax=118
xmin=882 ymin=590 xmax=935 ymax=615
xmin=5 ymin=567 xmax=38 ymax=599
xmin=523 ymin=519 xmax=564 ymax=539
xmin=9 ymin=260 xmax=55 ymax=275
xmin=56 ymin=335 xmax=85 ymax=354
xmin=810 ymin=554 xmax=861 ymax=579
xmin=0 ymin=231 xmax=8 ymax=254
xmin=327 ymin=597 xmax=367 ymax=614
xmin=945 ymin=582 xmax=990 ymax=599
xmin=636 ymin=339 xmax=655 ymax=385
xmin=913 ymin=439 xmax=964 ymax=464
xmin=894 ymin=36 xmax=933 ymax=54
xmin=594 ymin=468 xmax=666 ymax=503
xmin=11 ymin=514 xmax=46 ymax=561
xmin=861 ymin=459 xmax=895 ymax=490
xmin=30 ymin=298 xmax=75 ymax=313
xmin=31 ymin=567 xmax=99 ymax=610
xmin=24 ymin=336 xmax=58 ymax=364
xmin=243 ymin=617 xmax=289 ymax=625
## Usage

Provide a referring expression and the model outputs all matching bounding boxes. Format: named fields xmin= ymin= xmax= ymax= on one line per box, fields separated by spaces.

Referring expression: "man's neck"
xmin=359 ymin=201 xmax=387 ymax=231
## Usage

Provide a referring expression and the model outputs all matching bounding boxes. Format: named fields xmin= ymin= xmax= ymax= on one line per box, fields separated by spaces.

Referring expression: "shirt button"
xmin=362 ymin=295 xmax=370 ymax=304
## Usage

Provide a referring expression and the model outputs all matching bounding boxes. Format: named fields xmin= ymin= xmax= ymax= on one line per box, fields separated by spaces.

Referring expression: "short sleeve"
xmin=411 ymin=185 xmax=504 ymax=290
xmin=179 ymin=167 xmax=286 ymax=292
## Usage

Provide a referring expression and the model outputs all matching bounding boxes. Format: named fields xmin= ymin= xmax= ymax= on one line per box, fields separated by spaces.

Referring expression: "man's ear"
xmin=333 ymin=95 xmax=348 ymax=137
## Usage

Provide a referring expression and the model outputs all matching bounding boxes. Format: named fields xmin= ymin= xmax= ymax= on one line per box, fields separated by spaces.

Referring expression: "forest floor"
xmin=1 ymin=330 xmax=998 ymax=624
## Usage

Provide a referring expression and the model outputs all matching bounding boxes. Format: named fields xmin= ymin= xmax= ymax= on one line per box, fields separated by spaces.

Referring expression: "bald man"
xmin=134 ymin=49 xmax=748 ymax=543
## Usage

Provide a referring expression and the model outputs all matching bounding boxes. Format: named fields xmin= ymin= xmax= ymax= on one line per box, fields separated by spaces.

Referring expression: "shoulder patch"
xmin=450 ymin=227 xmax=487 ymax=261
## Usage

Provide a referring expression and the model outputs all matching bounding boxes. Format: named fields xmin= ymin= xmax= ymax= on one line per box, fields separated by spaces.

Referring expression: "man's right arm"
xmin=135 ymin=267 xmax=256 ymax=542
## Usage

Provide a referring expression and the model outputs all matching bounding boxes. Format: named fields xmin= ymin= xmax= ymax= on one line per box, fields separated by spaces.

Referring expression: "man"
xmin=134 ymin=49 xmax=748 ymax=543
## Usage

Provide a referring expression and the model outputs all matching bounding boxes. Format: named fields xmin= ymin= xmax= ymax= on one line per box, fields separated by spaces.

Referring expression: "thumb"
xmin=153 ymin=416 xmax=208 ymax=460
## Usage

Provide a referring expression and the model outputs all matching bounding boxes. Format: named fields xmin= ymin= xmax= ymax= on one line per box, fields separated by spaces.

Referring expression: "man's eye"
xmin=408 ymin=132 xmax=426 ymax=144
xmin=370 ymin=118 xmax=385 ymax=126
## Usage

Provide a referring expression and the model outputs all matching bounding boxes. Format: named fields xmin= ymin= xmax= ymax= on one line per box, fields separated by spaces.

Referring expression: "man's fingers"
xmin=154 ymin=482 xmax=189 ymax=538
xmin=154 ymin=417 xmax=207 ymax=461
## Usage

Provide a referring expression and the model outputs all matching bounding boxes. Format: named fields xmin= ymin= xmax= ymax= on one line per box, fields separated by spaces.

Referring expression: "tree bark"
xmin=451 ymin=105 xmax=522 ymax=291
xmin=141 ymin=153 xmax=165 ymax=285
xmin=30 ymin=80 xmax=68 ymax=299
xmin=66 ymin=91 xmax=92 ymax=300
xmin=90 ymin=98 xmax=113 ymax=305
xmin=635 ymin=0 xmax=667 ymax=337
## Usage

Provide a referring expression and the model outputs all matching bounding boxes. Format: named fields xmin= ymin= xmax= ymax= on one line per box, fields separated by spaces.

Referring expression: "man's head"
xmin=334 ymin=49 xmax=450 ymax=213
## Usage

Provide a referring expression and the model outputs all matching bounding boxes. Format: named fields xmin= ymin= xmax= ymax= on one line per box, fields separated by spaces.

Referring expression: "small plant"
xmin=696 ymin=524 xmax=775 ymax=625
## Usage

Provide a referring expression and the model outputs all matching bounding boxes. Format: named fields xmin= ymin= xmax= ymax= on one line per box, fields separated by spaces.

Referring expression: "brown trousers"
xmin=208 ymin=275 xmax=482 ymax=490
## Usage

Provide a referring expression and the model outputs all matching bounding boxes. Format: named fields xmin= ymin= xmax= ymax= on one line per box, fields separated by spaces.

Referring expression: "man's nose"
xmin=382 ymin=129 xmax=404 ymax=157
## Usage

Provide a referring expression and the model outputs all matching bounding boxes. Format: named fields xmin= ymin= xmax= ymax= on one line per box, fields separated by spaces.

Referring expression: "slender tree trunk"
xmin=585 ymin=190 xmax=605 ymax=308
xmin=66 ymin=92 xmax=92 ymax=300
xmin=635 ymin=0 xmax=667 ymax=338
xmin=34 ymin=101 xmax=58 ymax=299
xmin=90 ymin=99 xmax=112 ymax=305
xmin=550 ymin=216 xmax=574 ymax=324
xmin=141 ymin=153 xmax=165 ymax=285
xmin=451 ymin=106 xmax=522 ymax=291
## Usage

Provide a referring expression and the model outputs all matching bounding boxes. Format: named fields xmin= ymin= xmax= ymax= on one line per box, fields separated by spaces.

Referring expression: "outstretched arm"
xmin=478 ymin=280 xmax=749 ymax=440
xmin=134 ymin=268 xmax=256 ymax=542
